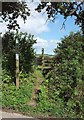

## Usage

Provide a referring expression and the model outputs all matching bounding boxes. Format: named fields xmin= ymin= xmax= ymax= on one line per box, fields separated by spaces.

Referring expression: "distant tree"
xmin=2 ymin=31 xmax=36 ymax=82
xmin=48 ymin=32 xmax=84 ymax=117
xmin=36 ymin=55 xmax=42 ymax=66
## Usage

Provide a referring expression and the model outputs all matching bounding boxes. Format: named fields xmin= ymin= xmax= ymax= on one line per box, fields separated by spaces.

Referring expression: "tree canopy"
xmin=36 ymin=2 xmax=84 ymax=33
xmin=1 ymin=1 xmax=84 ymax=33
xmin=1 ymin=1 xmax=30 ymax=30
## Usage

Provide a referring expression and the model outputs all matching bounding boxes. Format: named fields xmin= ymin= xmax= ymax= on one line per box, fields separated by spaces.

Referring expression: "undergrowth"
xmin=2 ymin=69 xmax=84 ymax=118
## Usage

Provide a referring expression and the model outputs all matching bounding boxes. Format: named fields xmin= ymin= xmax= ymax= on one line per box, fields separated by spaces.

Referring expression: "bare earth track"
xmin=0 ymin=110 xmax=34 ymax=119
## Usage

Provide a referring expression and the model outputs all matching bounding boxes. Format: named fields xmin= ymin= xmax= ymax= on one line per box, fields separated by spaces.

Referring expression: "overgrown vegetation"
xmin=1 ymin=1 xmax=84 ymax=118
xmin=2 ymin=31 xmax=84 ymax=118
xmin=47 ymin=32 xmax=84 ymax=118
xmin=2 ymin=69 xmax=36 ymax=114
xmin=2 ymin=31 xmax=36 ymax=82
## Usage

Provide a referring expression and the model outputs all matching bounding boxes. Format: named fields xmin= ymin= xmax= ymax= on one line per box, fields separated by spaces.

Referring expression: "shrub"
xmin=2 ymin=31 xmax=36 ymax=82
xmin=48 ymin=32 xmax=84 ymax=118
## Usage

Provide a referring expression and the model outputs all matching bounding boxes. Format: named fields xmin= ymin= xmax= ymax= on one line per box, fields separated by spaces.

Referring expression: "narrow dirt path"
xmin=29 ymin=72 xmax=44 ymax=107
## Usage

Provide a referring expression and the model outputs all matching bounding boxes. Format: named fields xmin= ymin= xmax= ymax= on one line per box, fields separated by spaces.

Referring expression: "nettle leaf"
xmin=67 ymin=99 xmax=75 ymax=108
xmin=73 ymin=88 xmax=78 ymax=96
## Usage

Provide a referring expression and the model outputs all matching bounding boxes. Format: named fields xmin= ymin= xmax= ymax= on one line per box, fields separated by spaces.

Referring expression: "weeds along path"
xmin=29 ymin=70 xmax=45 ymax=107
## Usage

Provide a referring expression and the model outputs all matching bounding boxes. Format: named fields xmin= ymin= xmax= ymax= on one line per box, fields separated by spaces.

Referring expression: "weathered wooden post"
xmin=16 ymin=39 xmax=19 ymax=88
xmin=42 ymin=48 xmax=44 ymax=68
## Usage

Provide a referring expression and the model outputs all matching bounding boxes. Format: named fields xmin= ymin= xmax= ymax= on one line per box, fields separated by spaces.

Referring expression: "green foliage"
xmin=36 ymin=2 xmax=84 ymax=34
xmin=1 ymin=2 xmax=30 ymax=30
xmin=2 ymin=31 xmax=36 ymax=82
xmin=2 ymin=70 xmax=33 ymax=111
xmin=35 ymin=84 xmax=65 ymax=117
xmin=2 ymin=31 xmax=84 ymax=118
xmin=2 ymin=69 xmax=49 ymax=115
xmin=47 ymin=32 xmax=84 ymax=118
xmin=1 ymin=2 xmax=84 ymax=33
xmin=36 ymin=85 xmax=49 ymax=112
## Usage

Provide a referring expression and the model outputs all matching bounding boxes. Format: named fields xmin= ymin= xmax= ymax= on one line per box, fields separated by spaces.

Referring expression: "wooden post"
xmin=42 ymin=48 xmax=44 ymax=67
xmin=16 ymin=39 xmax=19 ymax=88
